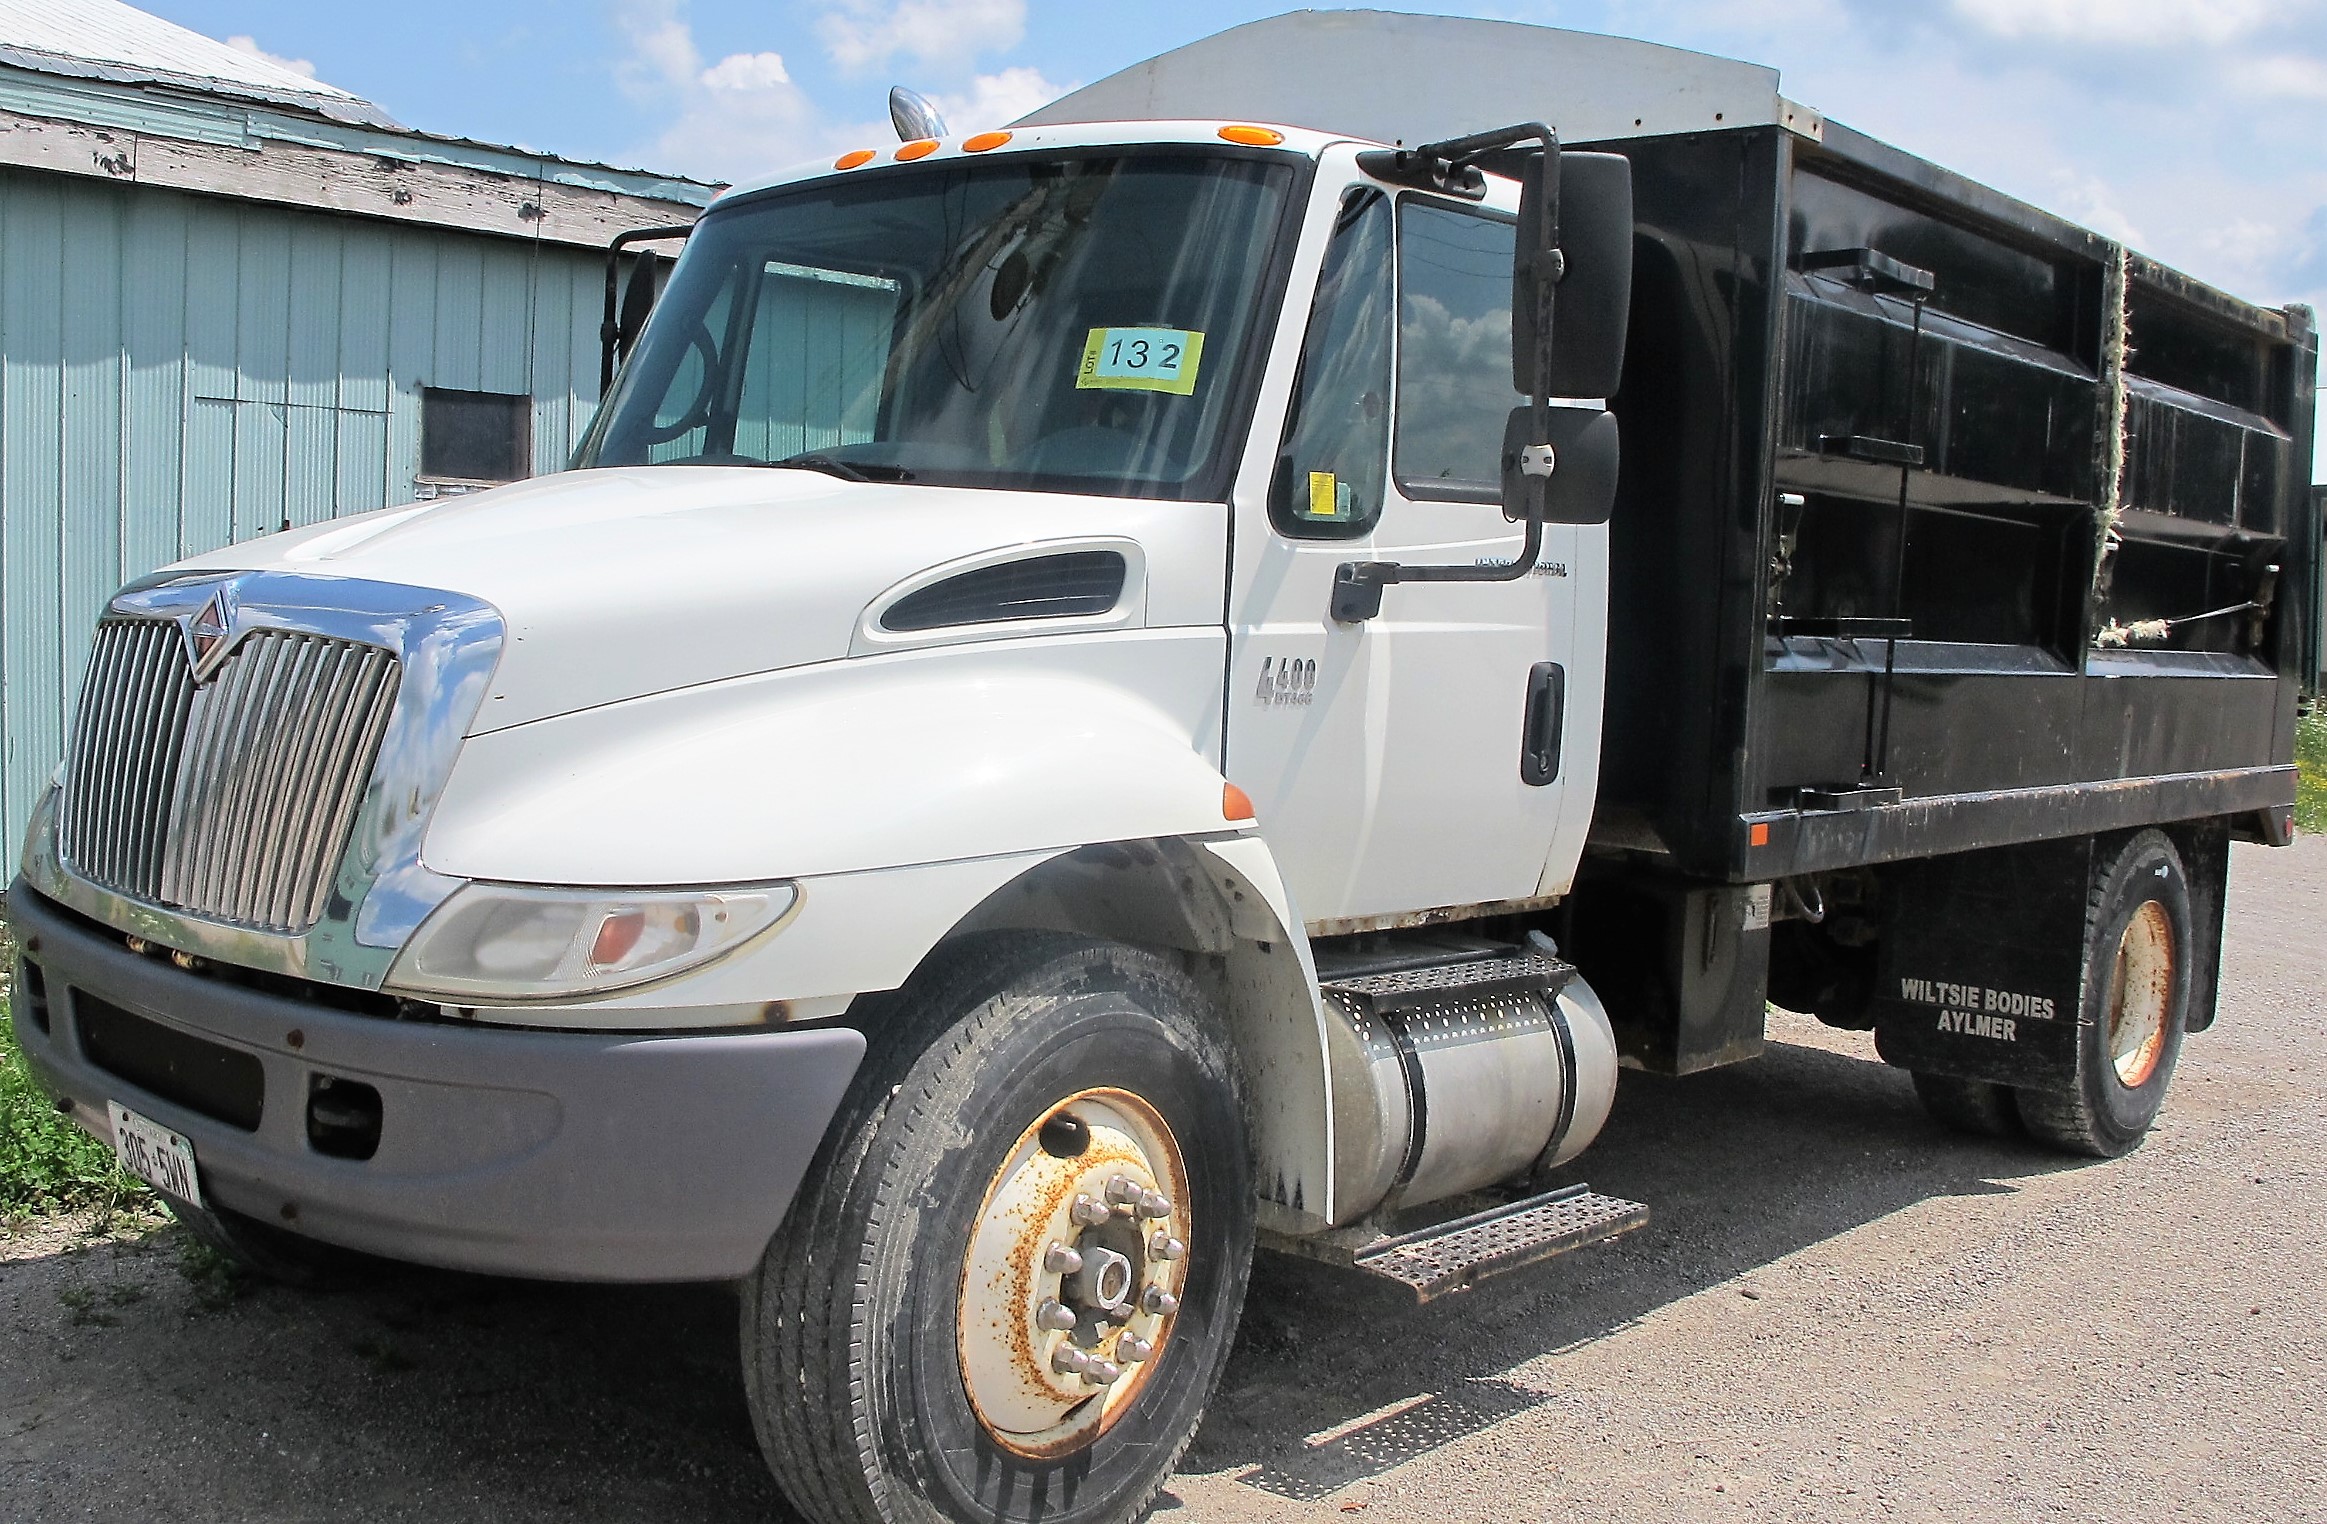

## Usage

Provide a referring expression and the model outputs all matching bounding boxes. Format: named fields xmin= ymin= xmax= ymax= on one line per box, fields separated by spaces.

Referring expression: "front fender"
xmin=424 ymin=627 xmax=1233 ymax=885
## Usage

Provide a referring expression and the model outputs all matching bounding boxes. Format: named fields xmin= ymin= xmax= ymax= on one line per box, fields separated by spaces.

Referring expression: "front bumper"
xmin=7 ymin=881 xmax=865 ymax=1282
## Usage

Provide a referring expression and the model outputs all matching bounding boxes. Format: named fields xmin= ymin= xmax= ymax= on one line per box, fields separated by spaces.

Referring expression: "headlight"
xmin=385 ymin=882 xmax=797 ymax=1001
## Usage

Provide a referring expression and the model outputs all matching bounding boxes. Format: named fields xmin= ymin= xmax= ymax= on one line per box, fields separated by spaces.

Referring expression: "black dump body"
xmin=1587 ymin=122 xmax=2318 ymax=885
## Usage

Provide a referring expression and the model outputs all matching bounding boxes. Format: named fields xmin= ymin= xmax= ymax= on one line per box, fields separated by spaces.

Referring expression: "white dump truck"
xmin=10 ymin=14 xmax=2316 ymax=1523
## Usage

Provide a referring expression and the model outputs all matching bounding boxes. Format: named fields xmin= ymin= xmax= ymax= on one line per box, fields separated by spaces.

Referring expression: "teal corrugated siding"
xmin=0 ymin=165 xmax=616 ymax=847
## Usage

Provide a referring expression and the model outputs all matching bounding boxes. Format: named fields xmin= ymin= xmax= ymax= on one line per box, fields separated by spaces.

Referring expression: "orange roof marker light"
xmin=1223 ymin=783 xmax=1257 ymax=822
xmin=1218 ymin=124 xmax=1285 ymax=147
xmin=834 ymin=149 xmax=876 ymax=170
xmin=895 ymin=138 xmax=940 ymax=161
xmin=963 ymin=130 xmax=1013 ymax=153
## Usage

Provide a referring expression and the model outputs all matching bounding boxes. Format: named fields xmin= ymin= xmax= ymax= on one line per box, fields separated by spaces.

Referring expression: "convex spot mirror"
xmin=1511 ymin=150 xmax=1634 ymax=401
xmin=1501 ymin=405 xmax=1619 ymax=526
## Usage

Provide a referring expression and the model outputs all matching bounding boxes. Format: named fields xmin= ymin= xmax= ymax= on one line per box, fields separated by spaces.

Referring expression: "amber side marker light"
xmin=896 ymin=138 xmax=940 ymax=161
xmin=1223 ymin=783 xmax=1257 ymax=822
xmin=834 ymin=148 xmax=876 ymax=170
xmin=1750 ymin=822 xmax=1771 ymax=847
xmin=963 ymin=130 xmax=1013 ymax=152
xmin=1218 ymin=124 xmax=1285 ymax=147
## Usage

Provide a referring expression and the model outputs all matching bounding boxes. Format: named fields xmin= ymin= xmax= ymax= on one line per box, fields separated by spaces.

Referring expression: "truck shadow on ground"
xmin=4 ymin=1026 xmax=2078 ymax=1522
xmin=1173 ymin=1023 xmax=2083 ymax=1504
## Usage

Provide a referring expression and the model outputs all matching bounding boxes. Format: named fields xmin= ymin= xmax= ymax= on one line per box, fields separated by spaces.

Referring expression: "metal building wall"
xmin=0 ymin=165 xmax=608 ymax=844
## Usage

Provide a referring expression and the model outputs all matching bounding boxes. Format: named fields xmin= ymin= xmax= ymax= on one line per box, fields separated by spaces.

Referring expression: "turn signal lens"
xmin=834 ymin=148 xmax=876 ymax=170
xmin=963 ymin=130 xmax=1013 ymax=152
xmin=896 ymin=138 xmax=940 ymax=161
xmin=1223 ymin=783 xmax=1257 ymax=822
xmin=388 ymin=882 xmax=797 ymax=1001
xmin=1218 ymin=124 xmax=1285 ymax=147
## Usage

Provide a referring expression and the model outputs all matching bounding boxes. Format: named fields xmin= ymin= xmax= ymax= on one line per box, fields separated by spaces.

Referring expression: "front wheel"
xmin=742 ymin=934 xmax=1253 ymax=1524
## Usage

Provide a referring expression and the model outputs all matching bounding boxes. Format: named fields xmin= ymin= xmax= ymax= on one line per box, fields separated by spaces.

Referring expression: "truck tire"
xmin=2016 ymin=830 xmax=2192 ymax=1158
xmin=1910 ymin=1072 xmax=2019 ymax=1138
xmin=741 ymin=933 xmax=1253 ymax=1524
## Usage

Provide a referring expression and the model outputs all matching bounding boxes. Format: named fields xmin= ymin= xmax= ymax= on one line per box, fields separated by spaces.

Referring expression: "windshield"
xmin=578 ymin=150 xmax=1299 ymax=498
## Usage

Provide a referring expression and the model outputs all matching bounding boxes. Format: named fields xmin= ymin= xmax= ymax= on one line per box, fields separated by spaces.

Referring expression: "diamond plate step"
xmin=1350 ymin=1184 xmax=1648 ymax=1301
xmin=1318 ymin=950 xmax=1573 ymax=1015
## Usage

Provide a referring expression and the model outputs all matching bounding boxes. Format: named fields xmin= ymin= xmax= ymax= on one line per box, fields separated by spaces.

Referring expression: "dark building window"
xmin=421 ymin=388 xmax=532 ymax=483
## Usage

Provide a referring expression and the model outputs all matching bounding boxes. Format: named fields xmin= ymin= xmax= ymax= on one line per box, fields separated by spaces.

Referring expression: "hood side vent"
xmin=880 ymin=550 xmax=1128 ymax=633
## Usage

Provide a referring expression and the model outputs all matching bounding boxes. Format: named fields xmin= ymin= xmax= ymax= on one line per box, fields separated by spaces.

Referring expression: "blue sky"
xmin=149 ymin=1 xmax=2327 ymax=329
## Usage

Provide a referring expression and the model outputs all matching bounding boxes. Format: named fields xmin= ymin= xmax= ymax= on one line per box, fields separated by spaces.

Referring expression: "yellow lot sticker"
xmin=1077 ymin=327 xmax=1205 ymax=395
xmin=1307 ymin=470 xmax=1351 ymax=520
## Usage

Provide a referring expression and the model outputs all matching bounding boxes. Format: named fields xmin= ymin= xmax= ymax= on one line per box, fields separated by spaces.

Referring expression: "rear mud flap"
xmin=1870 ymin=836 xmax=2091 ymax=1091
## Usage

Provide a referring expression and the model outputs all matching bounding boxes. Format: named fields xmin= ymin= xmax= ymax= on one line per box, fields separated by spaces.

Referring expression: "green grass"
xmin=2300 ymin=705 xmax=2327 ymax=838
xmin=0 ymin=927 xmax=146 ymax=1221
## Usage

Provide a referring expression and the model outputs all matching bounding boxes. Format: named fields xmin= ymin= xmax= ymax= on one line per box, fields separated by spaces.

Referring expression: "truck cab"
xmin=14 ymin=114 xmax=1643 ymax=1520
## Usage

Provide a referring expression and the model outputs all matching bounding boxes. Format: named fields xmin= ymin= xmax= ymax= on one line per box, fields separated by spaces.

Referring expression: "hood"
xmin=174 ymin=467 xmax=1224 ymax=732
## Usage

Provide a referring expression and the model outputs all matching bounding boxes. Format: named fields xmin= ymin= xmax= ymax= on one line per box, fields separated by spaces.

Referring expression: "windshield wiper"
xmin=764 ymin=452 xmax=914 ymax=483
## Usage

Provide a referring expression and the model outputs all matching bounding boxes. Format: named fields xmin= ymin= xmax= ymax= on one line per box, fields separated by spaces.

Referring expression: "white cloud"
xmin=614 ymin=0 xmax=1067 ymax=182
xmin=610 ymin=2 xmax=826 ymax=182
xmin=225 ymin=34 xmax=317 ymax=79
xmin=933 ymin=67 xmax=1071 ymax=131
xmin=2237 ymin=54 xmax=2327 ymax=101
xmin=1945 ymin=0 xmax=2278 ymax=47
xmin=700 ymin=51 xmax=792 ymax=92
xmin=817 ymin=0 xmax=1026 ymax=73
xmin=647 ymin=57 xmax=828 ymax=182
xmin=2049 ymin=172 xmax=2149 ymax=247
xmin=615 ymin=0 xmax=701 ymax=98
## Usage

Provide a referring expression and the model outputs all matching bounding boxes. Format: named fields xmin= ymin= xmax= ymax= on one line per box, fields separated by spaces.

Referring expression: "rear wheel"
xmin=2017 ymin=830 xmax=2191 ymax=1158
xmin=742 ymin=934 xmax=1252 ymax=1524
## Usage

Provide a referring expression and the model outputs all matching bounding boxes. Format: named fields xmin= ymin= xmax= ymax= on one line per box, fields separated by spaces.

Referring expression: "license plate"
xmin=108 ymin=1101 xmax=202 ymax=1207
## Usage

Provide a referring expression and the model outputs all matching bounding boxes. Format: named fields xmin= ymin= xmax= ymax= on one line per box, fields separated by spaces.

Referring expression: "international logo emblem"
xmin=183 ymin=585 xmax=236 ymax=681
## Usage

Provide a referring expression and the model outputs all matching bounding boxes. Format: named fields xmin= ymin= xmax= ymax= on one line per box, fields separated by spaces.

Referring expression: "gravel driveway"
xmin=6 ymin=837 xmax=2323 ymax=1523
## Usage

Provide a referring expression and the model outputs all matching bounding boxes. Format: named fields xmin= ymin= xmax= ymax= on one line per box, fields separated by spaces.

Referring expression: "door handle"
xmin=1521 ymin=662 xmax=1565 ymax=786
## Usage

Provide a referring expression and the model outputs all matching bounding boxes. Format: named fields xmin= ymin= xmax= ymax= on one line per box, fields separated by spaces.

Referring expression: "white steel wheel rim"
xmin=2107 ymin=899 xmax=2176 ymax=1089
xmin=956 ymin=1087 xmax=1192 ymax=1459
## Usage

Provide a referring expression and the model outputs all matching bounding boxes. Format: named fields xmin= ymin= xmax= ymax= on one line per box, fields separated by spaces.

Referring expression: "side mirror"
xmin=1501 ymin=405 xmax=1619 ymax=525
xmin=617 ymin=251 xmax=666 ymax=366
xmin=599 ymin=224 xmax=691 ymax=395
xmin=1510 ymin=150 xmax=1634 ymax=401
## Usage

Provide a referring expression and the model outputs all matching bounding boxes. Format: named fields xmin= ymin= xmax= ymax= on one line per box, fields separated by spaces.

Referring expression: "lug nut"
xmin=1148 ymin=1232 xmax=1186 ymax=1261
xmin=1142 ymin=1287 xmax=1180 ymax=1317
xmin=1084 ymin=1358 xmax=1122 ymax=1386
xmin=1137 ymin=1190 xmax=1172 ymax=1219
xmin=1036 ymin=1299 xmax=1077 ymax=1332
xmin=1043 ymin=1242 xmax=1084 ymax=1275
xmin=1069 ymin=1194 xmax=1110 ymax=1227
xmin=1052 ymin=1346 xmax=1093 ymax=1376
xmin=1104 ymin=1175 xmax=1144 ymax=1207
xmin=1116 ymin=1334 xmax=1153 ymax=1363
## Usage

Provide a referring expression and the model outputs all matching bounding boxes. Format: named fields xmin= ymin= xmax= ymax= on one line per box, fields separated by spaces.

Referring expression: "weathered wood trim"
xmin=0 ymin=106 xmax=705 ymax=249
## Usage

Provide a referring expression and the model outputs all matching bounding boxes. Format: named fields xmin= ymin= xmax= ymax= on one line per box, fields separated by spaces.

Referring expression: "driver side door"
xmin=1225 ymin=170 xmax=1602 ymax=929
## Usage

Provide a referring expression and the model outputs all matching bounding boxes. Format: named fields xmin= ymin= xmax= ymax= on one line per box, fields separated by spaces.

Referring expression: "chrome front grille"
xmin=61 ymin=618 xmax=401 ymax=934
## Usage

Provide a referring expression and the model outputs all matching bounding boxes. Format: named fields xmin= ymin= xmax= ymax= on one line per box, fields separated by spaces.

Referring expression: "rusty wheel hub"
xmin=957 ymin=1087 xmax=1190 ymax=1457
xmin=2107 ymin=899 xmax=2176 ymax=1089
